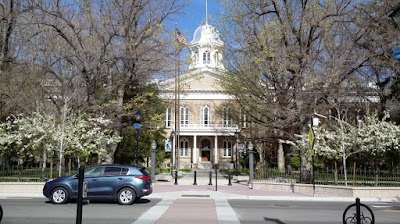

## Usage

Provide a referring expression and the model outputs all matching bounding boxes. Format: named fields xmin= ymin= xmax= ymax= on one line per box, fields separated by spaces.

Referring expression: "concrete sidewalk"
xmin=134 ymin=174 xmax=385 ymax=224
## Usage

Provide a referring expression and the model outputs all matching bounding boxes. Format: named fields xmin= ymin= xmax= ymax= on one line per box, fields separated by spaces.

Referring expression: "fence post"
xmin=374 ymin=170 xmax=378 ymax=187
xmin=208 ymin=171 xmax=212 ymax=185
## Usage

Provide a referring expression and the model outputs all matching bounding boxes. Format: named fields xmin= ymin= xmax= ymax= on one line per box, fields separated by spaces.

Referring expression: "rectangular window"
xmin=180 ymin=148 xmax=188 ymax=157
xmin=165 ymin=107 xmax=171 ymax=128
xmin=104 ymin=167 xmax=122 ymax=176
xmin=223 ymin=141 xmax=232 ymax=157
xmin=223 ymin=107 xmax=232 ymax=127
xmin=241 ymin=108 xmax=248 ymax=128
xmin=180 ymin=140 xmax=189 ymax=157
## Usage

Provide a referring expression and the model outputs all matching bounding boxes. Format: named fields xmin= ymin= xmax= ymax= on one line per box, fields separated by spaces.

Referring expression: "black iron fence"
xmin=256 ymin=167 xmax=400 ymax=187
xmin=0 ymin=165 xmax=77 ymax=182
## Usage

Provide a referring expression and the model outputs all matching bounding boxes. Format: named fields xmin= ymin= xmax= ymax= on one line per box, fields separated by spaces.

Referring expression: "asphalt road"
xmin=1 ymin=198 xmax=399 ymax=224
xmin=0 ymin=198 xmax=161 ymax=224
xmin=229 ymin=200 xmax=400 ymax=224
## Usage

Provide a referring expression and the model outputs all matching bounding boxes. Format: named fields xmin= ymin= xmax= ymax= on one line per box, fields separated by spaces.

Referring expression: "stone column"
xmin=193 ymin=135 xmax=197 ymax=168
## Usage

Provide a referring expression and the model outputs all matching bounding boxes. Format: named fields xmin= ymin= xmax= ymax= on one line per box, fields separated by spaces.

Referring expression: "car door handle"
xmin=92 ymin=179 xmax=98 ymax=181
xmin=118 ymin=178 xmax=125 ymax=180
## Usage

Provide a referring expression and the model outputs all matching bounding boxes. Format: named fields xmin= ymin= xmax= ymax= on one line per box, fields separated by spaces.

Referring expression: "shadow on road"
xmin=43 ymin=198 xmax=151 ymax=205
xmin=264 ymin=216 xmax=286 ymax=224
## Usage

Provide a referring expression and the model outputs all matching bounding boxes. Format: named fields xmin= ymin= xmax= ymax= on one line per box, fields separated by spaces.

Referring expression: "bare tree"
xmin=219 ymin=0 xmax=358 ymax=141
xmin=23 ymin=0 xmax=186 ymax=163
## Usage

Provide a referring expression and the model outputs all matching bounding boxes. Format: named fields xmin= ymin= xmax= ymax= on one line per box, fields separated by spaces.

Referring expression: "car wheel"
xmin=117 ymin=188 xmax=136 ymax=205
xmin=50 ymin=187 xmax=69 ymax=204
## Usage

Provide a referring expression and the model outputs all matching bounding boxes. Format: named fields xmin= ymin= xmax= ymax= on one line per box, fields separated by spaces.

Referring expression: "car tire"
xmin=50 ymin=187 xmax=69 ymax=204
xmin=117 ymin=188 xmax=136 ymax=205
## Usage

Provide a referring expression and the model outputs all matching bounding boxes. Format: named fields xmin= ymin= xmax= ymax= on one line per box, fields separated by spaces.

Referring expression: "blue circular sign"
xmin=133 ymin=123 xmax=142 ymax=129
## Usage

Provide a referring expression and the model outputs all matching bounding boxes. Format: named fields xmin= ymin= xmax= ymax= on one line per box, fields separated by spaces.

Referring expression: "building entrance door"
xmin=201 ymin=150 xmax=210 ymax=161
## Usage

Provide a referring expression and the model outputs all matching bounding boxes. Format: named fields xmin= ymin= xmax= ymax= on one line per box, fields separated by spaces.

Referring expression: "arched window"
xmin=200 ymin=138 xmax=211 ymax=149
xmin=203 ymin=51 xmax=210 ymax=64
xmin=165 ymin=107 xmax=171 ymax=128
xmin=180 ymin=106 xmax=188 ymax=127
xmin=223 ymin=140 xmax=232 ymax=157
xmin=201 ymin=105 xmax=210 ymax=127
xmin=180 ymin=138 xmax=189 ymax=157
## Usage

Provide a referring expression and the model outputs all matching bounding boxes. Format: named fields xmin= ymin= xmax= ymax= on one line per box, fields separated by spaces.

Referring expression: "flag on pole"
xmin=174 ymin=28 xmax=188 ymax=46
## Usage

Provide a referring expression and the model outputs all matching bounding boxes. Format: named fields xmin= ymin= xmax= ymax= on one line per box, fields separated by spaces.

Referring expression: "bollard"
xmin=208 ymin=171 xmax=212 ymax=185
xmin=174 ymin=170 xmax=178 ymax=185
xmin=228 ymin=171 xmax=232 ymax=186
xmin=193 ymin=171 xmax=197 ymax=185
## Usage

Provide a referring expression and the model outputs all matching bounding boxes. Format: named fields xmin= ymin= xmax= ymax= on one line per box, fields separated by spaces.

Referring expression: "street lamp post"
xmin=133 ymin=110 xmax=143 ymax=165
xmin=235 ymin=132 xmax=240 ymax=170
xmin=169 ymin=131 xmax=175 ymax=175
xmin=151 ymin=140 xmax=157 ymax=181
xmin=248 ymin=141 xmax=254 ymax=189
xmin=310 ymin=114 xmax=319 ymax=196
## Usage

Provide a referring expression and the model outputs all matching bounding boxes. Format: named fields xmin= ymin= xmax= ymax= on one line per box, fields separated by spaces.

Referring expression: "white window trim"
xmin=223 ymin=140 xmax=232 ymax=157
xmin=165 ymin=107 xmax=172 ymax=128
xmin=180 ymin=139 xmax=189 ymax=157
xmin=180 ymin=106 xmax=189 ymax=127
xmin=201 ymin=105 xmax=211 ymax=127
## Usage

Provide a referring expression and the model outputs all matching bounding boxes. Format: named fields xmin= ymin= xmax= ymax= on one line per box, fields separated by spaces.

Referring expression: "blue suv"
xmin=43 ymin=164 xmax=152 ymax=205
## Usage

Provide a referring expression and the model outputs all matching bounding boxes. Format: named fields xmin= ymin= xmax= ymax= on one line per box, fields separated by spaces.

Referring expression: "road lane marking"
xmin=215 ymin=199 xmax=240 ymax=224
xmin=383 ymin=210 xmax=400 ymax=213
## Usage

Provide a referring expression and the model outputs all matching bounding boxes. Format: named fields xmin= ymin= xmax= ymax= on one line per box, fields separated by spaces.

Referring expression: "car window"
xmin=129 ymin=167 xmax=142 ymax=175
xmin=85 ymin=166 xmax=103 ymax=177
xmin=140 ymin=167 xmax=150 ymax=175
xmin=104 ymin=167 xmax=122 ymax=176
xmin=121 ymin=168 xmax=129 ymax=175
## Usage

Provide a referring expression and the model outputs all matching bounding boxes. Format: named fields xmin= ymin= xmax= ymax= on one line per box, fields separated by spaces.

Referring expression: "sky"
xmin=174 ymin=0 xmax=223 ymax=43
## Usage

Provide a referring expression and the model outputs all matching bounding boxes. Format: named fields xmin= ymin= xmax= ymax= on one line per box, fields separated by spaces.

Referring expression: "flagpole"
xmin=174 ymin=24 xmax=187 ymax=173
xmin=173 ymin=24 xmax=178 ymax=173
xmin=206 ymin=0 xmax=208 ymax=25
xmin=174 ymin=23 xmax=182 ymax=173
xmin=177 ymin=43 xmax=181 ymax=172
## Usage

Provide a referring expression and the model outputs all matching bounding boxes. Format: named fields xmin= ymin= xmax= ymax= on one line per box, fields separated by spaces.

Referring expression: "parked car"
xmin=43 ymin=164 xmax=152 ymax=205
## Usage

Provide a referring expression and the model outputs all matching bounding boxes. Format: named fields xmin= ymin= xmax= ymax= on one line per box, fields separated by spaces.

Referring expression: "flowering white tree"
xmin=294 ymin=113 xmax=400 ymax=184
xmin=0 ymin=111 xmax=121 ymax=176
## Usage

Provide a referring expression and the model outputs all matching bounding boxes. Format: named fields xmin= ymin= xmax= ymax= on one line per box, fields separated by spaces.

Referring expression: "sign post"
xmin=309 ymin=120 xmax=316 ymax=197
xmin=76 ymin=167 xmax=85 ymax=224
